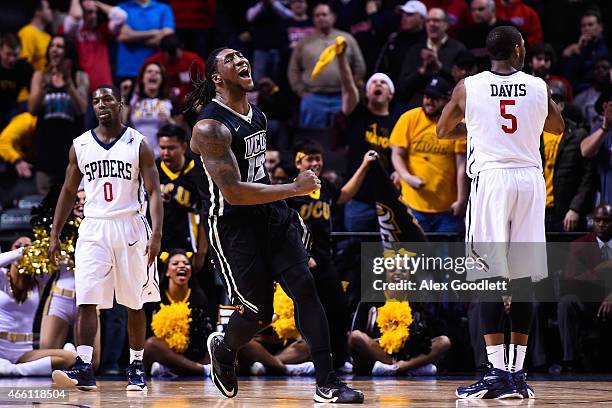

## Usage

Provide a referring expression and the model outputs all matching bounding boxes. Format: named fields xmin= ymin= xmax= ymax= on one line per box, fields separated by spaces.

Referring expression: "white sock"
xmin=129 ymin=348 xmax=144 ymax=364
xmin=13 ymin=357 xmax=52 ymax=376
xmin=77 ymin=345 xmax=94 ymax=364
xmin=507 ymin=344 xmax=527 ymax=372
xmin=486 ymin=344 xmax=506 ymax=370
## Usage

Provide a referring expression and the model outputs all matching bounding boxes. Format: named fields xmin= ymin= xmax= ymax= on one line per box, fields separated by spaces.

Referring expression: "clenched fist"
xmin=293 ymin=170 xmax=321 ymax=196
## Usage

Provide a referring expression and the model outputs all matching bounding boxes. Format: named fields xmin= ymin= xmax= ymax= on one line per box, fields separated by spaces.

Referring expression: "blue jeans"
xmin=411 ymin=209 xmax=463 ymax=234
xmin=299 ymin=93 xmax=342 ymax=128
xmin=344 ymin=199 xmax=378 ymax=233
xmin=252 ymin=49 xmax=281 ymax=82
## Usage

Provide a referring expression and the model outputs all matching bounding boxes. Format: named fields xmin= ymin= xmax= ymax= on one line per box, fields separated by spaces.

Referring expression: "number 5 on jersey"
xmin=500 ymin=100 xmax=517 ymax=134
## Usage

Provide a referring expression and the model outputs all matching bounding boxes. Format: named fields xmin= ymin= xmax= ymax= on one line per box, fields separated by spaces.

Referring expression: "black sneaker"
xmin=513 ymin=370 xmax=535 ymax=398
xmin=52 ymin=356 xmax=97 ymax=391
xmin=126 ymin=360 xmax=147 ymax=391
xmin=456 ymin=364 xmax=521 ymax=399
xmin=313 ymin=372 xmax=364 ymax=404
xmin=207 ymin=332 xmax=237 ymax=398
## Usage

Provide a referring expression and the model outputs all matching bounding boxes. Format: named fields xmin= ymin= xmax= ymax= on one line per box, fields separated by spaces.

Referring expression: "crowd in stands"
xmin=0 ymin=0 xmax=611 ymax=379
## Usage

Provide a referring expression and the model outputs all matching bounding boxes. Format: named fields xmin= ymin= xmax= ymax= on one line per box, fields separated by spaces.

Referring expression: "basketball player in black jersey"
xmin=187 ymin=48 xmax=364 ymax=404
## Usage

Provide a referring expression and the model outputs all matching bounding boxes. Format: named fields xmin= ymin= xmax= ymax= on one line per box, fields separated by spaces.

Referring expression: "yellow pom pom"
xmin=271 ymin=285 xmax=300 ymax=344
xmin=151 ymin=301 xmax=192 ymax=353
xmin=376 ymin=301 xmax=412 ymax=355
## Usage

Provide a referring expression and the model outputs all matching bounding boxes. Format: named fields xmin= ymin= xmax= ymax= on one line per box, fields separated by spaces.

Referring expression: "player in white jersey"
xmin=48 ymin=85 xmax=164 ymax=392
xmin=437 ymin=26 xmax=564 ymax=399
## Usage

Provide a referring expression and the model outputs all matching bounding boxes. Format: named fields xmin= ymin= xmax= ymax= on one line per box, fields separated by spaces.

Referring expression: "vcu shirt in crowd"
xmin=543 ymin=131 xmax=563 ymax=208
xmin=287 ymin=177 xmax=340 ymax=264
xmin=343 ymin=103 xmax=399 ymax=204
xmin=157 ymin=156 xmax=203 ymax=252
xmin=390 ymin=107 xmax=466 ymax=213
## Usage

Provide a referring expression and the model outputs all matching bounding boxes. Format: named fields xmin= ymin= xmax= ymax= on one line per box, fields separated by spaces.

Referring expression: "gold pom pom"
xmin=151 ymin=301 xmax=192 ymax=353
xmin=376 ymin=300 xmax=413 ymax=354
xmin=271 ymin=284 xmax=300 ymax=344
xmin=18 ymin=221 xmax=80 ymax=276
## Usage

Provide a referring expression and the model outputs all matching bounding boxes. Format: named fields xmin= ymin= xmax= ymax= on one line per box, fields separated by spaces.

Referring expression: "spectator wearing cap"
xmin=144 ymin=33 xmax=205 ymax=112
xmin=62 ymin=0 xmax=127 ymax=93
xmin=450 ymin=51 xmax=478 ymax=84
xmin=495 ymin=0 xmax=543 ymax=45
xmin=422 ymin=0 xmax=470 ymax=38
xmin=460 ymin=0 xmax=513 ymax=71
xmin=115 ymin=0 xmax=175 ymax=81
xmin=581 ymin=87 xmax=612 ymax=204
xmin=374 ymin=1 xmax=427 ymax=88
xmin=542 ymin=81 xmax=597 ymax=232
xmin=288 ymin=3 xmax=366 ymax=128
xmin=562 ymin=10 xmax=610 ymax=91
xmin=337 ymin=39 xmax=401 ymax=232
xmin=528 ymin=43 xmax=573 ymax=103
xmin=397 ymin=8 xmax=466 ymax=110
xmin=390 ymin=76 xmax=467 ymax=233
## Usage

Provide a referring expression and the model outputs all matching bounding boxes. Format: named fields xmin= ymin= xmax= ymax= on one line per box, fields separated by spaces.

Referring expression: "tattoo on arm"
xmin=194 ymin=120 xmax=242 ymax=190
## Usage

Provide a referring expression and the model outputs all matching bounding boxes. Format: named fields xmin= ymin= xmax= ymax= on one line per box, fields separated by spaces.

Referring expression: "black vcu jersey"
xmin=157 ymin=157 xmax=203 ymax=252
xmin=198 ymin=98 xmax=270 ymax=217
xmin=196 ymin=98 xmax=310 ymax=315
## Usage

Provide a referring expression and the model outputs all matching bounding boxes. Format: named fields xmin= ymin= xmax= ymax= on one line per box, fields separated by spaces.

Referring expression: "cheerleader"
xmin=0 ymin=235 xmax=75 ymax=376
xmin=348 ymin=262 xmax=451 ymax=376
xmin=145 ymin=249 xmax=213 ymax=377
xmin=39 ymin=190 xmax=101 ymax=369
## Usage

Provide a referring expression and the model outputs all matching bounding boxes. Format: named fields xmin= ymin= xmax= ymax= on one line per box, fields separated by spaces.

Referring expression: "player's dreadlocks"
xmin=184 ymin=47 xmax=228 ymax=113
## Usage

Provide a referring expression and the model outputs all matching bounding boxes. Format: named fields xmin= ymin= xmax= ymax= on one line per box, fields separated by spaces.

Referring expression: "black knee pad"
xmin=279 ymin=265 xmax=319 ymax=304
xmin=508 ymin=277 xmax=535 ymax=302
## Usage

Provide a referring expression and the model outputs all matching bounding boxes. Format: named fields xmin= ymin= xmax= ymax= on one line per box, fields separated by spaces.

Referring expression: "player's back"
xmin=464 ymin=70 xmax=548 ymax=178
xmin=74 ymin=127 xmax=146 ymax=218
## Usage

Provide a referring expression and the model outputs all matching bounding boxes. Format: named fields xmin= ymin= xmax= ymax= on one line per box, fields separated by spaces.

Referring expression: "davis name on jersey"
xmin=74 ymin=127 xmax=146 ymax=218
xmin=464 ymin=70 xmax=548 ymax=178
xmin=489 ymin=83 xmax=527 ymax=97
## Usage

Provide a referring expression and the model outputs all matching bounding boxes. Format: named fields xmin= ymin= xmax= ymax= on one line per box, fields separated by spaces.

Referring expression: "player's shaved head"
xmin=486 ymin=26 xmax=523 ymax=61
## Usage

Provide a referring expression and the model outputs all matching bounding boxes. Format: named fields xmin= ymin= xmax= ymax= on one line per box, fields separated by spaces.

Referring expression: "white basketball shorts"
xmin=465 ymin=167 xmax=548 ymax=282
xmin=74 ymin=213 xmax=160 ymax=310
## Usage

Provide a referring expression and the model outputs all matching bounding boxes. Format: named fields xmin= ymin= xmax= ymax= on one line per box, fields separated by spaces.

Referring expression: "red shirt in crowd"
xmin=144 ymin=50 xmax=205 ymax=110
xmin=169 ymin=0 xmax=216 ymax=30
xmin=495 ymin=0 xmax=543 ymax=45
xmin=61 ymin=10 xmax=126 ymax=93
xmin=422 ymin=0 xmax=471 ymax=38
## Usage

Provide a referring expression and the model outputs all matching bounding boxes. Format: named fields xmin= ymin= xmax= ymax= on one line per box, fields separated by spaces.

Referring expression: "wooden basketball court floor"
xmin=0 ymin=376 xmax=611 ymax=407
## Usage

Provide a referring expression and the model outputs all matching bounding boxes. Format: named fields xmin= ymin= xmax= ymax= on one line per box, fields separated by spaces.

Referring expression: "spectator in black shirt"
xmin=247 ymin=0 xmax=293 ymax=82
xmin=397 ymin=8 xmax=466 ymax=109
xmin=287 ymin=139 xmax=378 ymax=368
xmin=460 ymin=0 xmax=513 ymax=71
xmin=337 ymin=38 xmax=401 ymax=233
xmin=374 ymin=0 xmax=427 ymax=87
xmin=0 ymin=33 xmax=33 ymax=129
xmin=156 ymin=124 xmax=207 ymax=272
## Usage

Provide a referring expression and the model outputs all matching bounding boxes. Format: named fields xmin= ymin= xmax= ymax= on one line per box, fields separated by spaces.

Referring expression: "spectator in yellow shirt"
xmin=17 ymin=0 xmax=53 ymax=102
xmin=390 ymin=76 xmax=468 ymax=233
